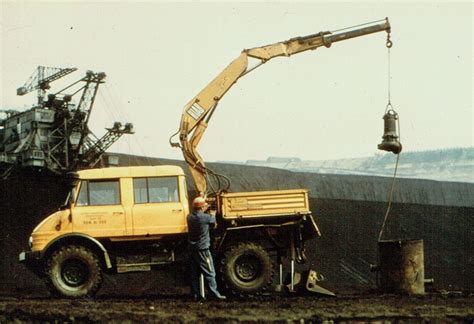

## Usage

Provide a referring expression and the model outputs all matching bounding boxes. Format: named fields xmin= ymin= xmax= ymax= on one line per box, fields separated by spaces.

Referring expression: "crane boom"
xmin=173 ymin=18 xmax=391 ymax=195
xmin=17 ymin=66 xmax=77 ymax=104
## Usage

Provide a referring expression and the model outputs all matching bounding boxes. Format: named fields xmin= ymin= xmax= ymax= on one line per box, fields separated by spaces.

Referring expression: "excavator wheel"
xmin=45 ymin=245 xmax=103 ymax=298
xmin=219 ymin=242 xmax=275 ymax=296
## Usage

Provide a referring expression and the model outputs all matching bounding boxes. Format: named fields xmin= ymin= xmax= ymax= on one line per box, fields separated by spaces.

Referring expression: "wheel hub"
xmin=235 ymin=254 xmax=260 ymax=281
xmin=61 ymin=259 xmax=89 ymax=287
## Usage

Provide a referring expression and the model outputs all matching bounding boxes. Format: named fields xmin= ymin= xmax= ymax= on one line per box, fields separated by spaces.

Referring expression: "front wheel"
xmin=219 ymin=242 xmax=275 ymax=296
xmin=45 ymin=245 xmax=103 ymax=298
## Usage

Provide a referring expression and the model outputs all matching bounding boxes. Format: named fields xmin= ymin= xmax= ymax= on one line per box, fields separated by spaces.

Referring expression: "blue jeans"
xmin=189 ymin=248 xmax=222 ymax=298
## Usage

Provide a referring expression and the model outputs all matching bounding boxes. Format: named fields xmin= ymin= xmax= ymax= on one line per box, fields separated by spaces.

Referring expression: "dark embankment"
xmin=205 ymin=160 xmax=474 ymax=292
xmin=1 ymin=154 xmax=472 ymax=296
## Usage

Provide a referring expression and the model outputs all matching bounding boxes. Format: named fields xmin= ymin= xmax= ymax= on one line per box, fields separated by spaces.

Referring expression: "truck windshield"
xmin=76 ymin=180 xmax=121 ymax=206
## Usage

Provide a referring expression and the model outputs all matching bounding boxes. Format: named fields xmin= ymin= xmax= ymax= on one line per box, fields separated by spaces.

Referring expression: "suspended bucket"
xmin=377 ymin=239 xmax=425 ymax=295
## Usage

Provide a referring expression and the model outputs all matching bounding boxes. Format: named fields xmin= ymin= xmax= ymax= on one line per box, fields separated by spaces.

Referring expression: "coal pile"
xmin=0 ymin=154 xmax=472 ymax=296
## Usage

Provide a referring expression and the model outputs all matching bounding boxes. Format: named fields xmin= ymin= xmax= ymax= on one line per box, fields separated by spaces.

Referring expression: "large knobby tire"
xmin=46 ymin=245 xmax=103 ymax=298
xmin=219 ymin=242 xmax=275 ymax=296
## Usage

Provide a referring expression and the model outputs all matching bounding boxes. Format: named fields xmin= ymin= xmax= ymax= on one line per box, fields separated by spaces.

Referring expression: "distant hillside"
xmin=243 ymin=147 xmax=474 ymax=183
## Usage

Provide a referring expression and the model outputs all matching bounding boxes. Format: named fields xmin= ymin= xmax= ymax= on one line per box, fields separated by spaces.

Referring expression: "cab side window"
xmin=133 ymin=178 xmax=148 ymax=204
xmin=133 ymin=177 xmax=179 ymax=204
xmin=76 ymin=180 xmax=121 ymax=206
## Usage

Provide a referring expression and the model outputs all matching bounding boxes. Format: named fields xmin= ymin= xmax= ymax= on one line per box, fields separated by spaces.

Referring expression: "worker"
xmin=187 ymin=196 xmax=226 ymax=300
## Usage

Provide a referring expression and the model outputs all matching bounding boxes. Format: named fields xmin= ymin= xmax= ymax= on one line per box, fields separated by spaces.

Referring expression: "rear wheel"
xmin=219 ymin=242 xmax=275 ymax=296
xmin=45 ymin=245 xmax=103 ymax=298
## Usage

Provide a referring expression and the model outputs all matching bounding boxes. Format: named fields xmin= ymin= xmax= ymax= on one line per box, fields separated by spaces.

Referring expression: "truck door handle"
xmin=113 ymin=212 xmax=124 ymax=215
xmin=172 ymin=209 xmax=183 ymax=213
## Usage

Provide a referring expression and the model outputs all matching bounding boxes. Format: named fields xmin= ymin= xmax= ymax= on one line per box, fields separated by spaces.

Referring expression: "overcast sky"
xmin=1 ymin=1 xmax=472 ymax=162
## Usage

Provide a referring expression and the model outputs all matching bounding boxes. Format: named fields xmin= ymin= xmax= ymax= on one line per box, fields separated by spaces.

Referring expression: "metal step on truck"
xmin=19 ymin=165 xmax=320 ymax=297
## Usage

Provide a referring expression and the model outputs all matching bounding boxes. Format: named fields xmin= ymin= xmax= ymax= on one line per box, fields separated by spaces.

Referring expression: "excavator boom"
xmin=173 ymin=18 xmax=391 ymax=195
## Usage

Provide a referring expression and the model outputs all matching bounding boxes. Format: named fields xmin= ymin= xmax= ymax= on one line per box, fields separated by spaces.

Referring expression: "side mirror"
xmin=59 ymin=190 xmax=75 ymax=210
xmin=68 ymin=192 xmax=76 ymax=205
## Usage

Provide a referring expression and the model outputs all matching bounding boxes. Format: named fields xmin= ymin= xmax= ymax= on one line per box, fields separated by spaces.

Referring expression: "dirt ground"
xmin=1 ymin=292 xmax=473 ymax=323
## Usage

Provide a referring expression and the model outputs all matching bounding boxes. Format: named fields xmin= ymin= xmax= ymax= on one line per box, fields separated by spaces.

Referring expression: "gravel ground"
xmin=1 ymin=292 xmax=473 ymax=323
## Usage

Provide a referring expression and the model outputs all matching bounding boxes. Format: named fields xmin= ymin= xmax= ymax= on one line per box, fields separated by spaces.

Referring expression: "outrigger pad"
xmin=304 ymin=270 xmax=336 ymax=296
xmin=285 ymin=269 xmax=336 ymax=297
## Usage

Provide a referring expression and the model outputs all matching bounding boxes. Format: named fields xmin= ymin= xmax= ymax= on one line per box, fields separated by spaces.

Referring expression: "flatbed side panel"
xmin=219 ymin=189 xmax=310 ymax=219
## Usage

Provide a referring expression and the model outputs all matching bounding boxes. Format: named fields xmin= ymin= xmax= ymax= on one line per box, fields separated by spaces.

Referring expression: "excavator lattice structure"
xmin=0 ymin=66 xmax=133 ymax=176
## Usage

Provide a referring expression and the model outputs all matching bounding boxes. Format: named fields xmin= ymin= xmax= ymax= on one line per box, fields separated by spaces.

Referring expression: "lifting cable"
xmin=378 ymin=34 xmax=401 ymax=241
xmin=102 ymin=84 xmax=153 ymax=167
xmin=378 ymin=143 xmax=400 ymax=241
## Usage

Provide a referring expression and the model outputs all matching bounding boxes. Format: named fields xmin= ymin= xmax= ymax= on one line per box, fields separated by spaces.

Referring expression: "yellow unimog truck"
xmin=20 ymin=165 xmax=318 ymax=297
xmin=20 ymin=18 xmax=393 ymax=297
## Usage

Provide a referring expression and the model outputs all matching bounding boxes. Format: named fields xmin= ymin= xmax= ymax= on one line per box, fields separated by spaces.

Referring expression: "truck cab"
xmin=20 ymin=166 xmax=192 ymax=297
xmin=28 ymin=165 xmax=190 ymax=253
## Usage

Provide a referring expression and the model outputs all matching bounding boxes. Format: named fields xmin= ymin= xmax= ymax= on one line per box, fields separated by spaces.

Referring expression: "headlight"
xmin=28 ymin=236 xmax=33 ymax=248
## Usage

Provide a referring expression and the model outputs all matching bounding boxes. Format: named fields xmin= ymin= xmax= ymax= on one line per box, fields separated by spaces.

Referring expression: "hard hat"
xmin=193 ymin=196 xmax=208 ymax=208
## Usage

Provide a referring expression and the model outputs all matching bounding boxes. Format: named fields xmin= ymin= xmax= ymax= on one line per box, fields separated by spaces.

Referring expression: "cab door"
xmin=72 ymin=179 xmax=128 ymax=237
xmin=131 ymin=176 xmax=187 ymax=236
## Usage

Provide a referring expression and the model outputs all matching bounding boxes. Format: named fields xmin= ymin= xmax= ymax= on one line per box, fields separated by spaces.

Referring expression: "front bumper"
xmin=19 ymin=250 xmax=45 ymax=278
xmin=19 ymin=250 xmax=41 ymax=263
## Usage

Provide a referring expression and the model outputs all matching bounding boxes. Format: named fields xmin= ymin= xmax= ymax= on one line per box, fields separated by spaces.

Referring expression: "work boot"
xmin=210 ymin=294 xmax=226 ymax=301
xmin=193 ymin=294 xmax=206 ymax=302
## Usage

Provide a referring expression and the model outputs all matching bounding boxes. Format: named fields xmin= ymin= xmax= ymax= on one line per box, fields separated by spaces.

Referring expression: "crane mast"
xmin=172 ymin=18 xmax=392 ymax=196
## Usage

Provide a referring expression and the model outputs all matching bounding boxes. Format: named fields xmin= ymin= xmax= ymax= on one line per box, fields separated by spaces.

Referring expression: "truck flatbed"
xmin=218 ymin=189 xmax=311 ymax=219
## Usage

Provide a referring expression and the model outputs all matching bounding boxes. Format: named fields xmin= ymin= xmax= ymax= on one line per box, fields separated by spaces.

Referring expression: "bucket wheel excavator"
xmin=0 ymin=66 xmax=133 ymax=177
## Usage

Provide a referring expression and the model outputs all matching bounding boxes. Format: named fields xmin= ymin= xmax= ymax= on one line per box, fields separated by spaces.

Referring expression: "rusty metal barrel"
xmin=377 ymin=239 xmax=425 ymax=295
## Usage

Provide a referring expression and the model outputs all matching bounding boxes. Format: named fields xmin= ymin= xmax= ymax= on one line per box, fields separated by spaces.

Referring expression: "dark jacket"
xmin=186 ymin=210 xmax=216 ymax=250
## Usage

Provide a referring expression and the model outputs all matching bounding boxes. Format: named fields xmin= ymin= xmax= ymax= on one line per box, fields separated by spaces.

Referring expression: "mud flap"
xmin=285 ymin=269 xmax=336 ymax=296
